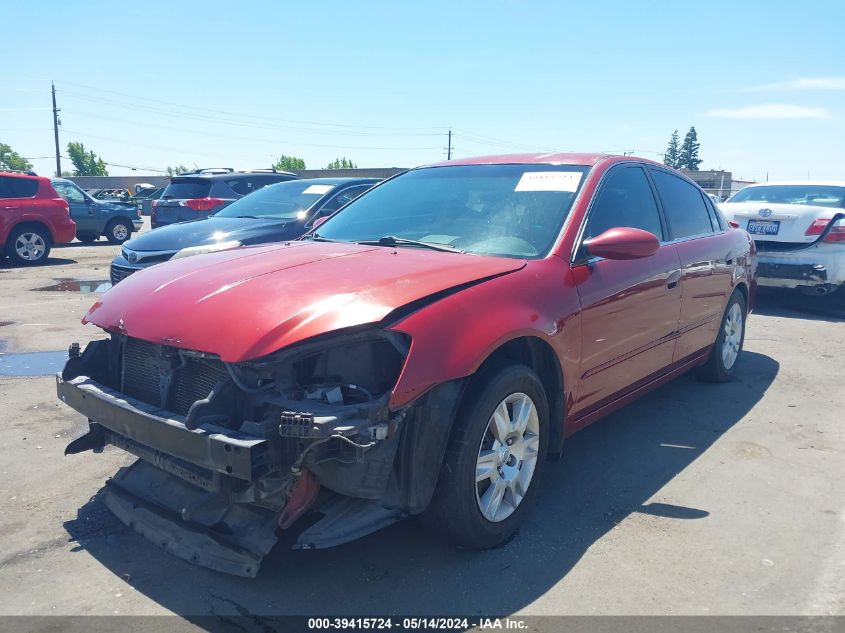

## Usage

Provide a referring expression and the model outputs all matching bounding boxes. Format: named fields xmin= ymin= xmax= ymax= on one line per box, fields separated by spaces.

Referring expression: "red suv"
xmin=58 ymin=154 xmax=756 ymax=576
xmin=0 ymin=171 xmax=76 ymax=265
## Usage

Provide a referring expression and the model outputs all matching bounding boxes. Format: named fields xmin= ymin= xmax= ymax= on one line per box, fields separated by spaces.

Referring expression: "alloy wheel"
xmin=721 ymin=302 xmax=743 ymax=370
xmin=475 ymin=392 xmax=541 ymax=523
xmin=15 ymin=232 xmax=47 ymax=262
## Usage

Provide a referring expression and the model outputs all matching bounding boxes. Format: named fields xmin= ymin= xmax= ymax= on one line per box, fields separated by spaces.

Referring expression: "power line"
xmin=55 ymin=81 xmax=446 ymax=133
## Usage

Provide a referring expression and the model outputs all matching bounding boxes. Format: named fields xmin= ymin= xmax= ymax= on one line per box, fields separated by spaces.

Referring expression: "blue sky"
xmin=2 ymin=0 xmax=843 ymax=180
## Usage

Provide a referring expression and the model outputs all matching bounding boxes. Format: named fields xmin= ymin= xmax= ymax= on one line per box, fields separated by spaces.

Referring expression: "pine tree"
xmin=678 ymin=127 xmax=702 ymax=170
xmin=664 ymin=130 xmax=681 ymax=169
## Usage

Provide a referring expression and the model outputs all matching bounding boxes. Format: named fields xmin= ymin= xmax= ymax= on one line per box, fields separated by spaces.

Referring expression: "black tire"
xmin=76 ymin=232 xmax=98 ymax=243
xmin=106 ymin=219 xmax=132 ymax=245
xmin=421 ymin=363 xmax=549 ymax=549
xmin=6 ymin=225 xmax=51 ymax=266
xmin=698 ymin=289 xmax=746 ymax=382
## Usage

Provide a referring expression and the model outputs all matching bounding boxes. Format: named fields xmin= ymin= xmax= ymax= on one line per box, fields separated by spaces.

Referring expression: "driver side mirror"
xmin=583 ymin=227 xmax=660 ymax=260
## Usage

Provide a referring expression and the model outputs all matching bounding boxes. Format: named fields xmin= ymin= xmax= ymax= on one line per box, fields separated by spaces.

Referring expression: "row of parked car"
xmin=2 ymin=166 xmax=844 ymax=299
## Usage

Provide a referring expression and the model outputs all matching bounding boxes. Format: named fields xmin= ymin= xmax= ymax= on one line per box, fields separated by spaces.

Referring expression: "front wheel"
xmin=421 ymin=364 xmax=549 ymax=549
xmin=106 ymin=219 xmax=132 ymax=244
xmin=698 ymin=289 xmax=746 ymax=382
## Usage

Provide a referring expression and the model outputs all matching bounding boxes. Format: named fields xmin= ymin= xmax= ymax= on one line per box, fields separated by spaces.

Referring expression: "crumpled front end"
xmin=59 ymin=329 xmax=459 ymax=577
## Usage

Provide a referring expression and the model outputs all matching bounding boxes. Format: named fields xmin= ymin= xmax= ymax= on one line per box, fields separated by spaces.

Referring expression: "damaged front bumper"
xmin=57 ymin=335 xmax=464 ymax=577
xmin=58 ymin=373 xmax=404 ymax=576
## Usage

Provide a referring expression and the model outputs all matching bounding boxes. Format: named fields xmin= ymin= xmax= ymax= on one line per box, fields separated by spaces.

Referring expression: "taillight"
xmin=185 ymin=197 xmax=226 ymax=211
xmin=805 ymin=218 xmax=845 ymax=242
xmin=151 ymin=200 xmax=157 ymax=221
xmin=55 ymin=198 xmax=70 ymax=217
xmin=728 ymin=220 xmax=740 ymax=229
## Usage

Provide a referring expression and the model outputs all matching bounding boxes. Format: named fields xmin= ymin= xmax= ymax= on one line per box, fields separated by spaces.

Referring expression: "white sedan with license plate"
xmin=721 ymin=182 xmax=845 ymax=295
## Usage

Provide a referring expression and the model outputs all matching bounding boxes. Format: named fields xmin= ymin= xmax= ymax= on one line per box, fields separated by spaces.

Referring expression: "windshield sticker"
xmin=303 ymin=184 xmax=335 ymax=195
xmin=514 ymin=171 xmax=582 ymax=193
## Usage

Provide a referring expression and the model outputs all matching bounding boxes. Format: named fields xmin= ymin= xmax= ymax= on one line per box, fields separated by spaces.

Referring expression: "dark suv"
xmin=152 ymin=168 xmax=298 ymax=228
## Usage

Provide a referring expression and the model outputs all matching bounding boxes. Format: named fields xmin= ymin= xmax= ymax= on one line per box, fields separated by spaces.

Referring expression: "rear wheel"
xmin=106 ymin=219 xmax=131 ymax=244
xmin=698 ymin=290 xmax=746 ymax=382
xmin=7 ymin=226 xmax=51 ymax=265
xmin=421 ymin=364 xmax=549 ymax=549
xmin=76 ymin=232 xmax=98 ymax=243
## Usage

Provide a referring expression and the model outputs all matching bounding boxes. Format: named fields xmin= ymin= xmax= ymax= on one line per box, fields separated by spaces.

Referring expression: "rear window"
xmin=729 ymin=185 xmax=845 ymax=208
xmin=161 ymin=178 xmax=212 ymax=200
xmin=651 ymin=170 xmax=714 ymax=239
xmin=0 ymin=176 xmax=39 ymax=199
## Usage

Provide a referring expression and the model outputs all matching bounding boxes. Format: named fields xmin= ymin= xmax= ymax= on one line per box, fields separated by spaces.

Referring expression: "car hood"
xmin=125 ymin=216 xmax=295 ymax=252
xmin=86 ymin=241 xmax=526 ymax=361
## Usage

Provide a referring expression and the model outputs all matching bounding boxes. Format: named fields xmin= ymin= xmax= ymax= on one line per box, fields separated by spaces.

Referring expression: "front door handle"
xmin=666 ymin=270 xmax=681 ymax=290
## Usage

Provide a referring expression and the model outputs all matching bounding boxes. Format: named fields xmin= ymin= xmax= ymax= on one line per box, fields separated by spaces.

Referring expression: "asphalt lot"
xmin=0 ymin=220 xmax=843 ymax=618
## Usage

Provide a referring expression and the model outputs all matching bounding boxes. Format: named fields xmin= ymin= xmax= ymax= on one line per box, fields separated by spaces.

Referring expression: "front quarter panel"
xmin=388 ymin=257 xmax=581 ymax=412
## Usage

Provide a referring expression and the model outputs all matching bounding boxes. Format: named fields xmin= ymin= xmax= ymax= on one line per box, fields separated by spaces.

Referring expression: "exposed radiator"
xmin=121 ymin=338 xmax=228 ymax=415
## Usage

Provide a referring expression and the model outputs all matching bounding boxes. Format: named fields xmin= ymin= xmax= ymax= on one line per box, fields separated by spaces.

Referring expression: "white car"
xmin=720 ymin=182 xmax=845 ymax=295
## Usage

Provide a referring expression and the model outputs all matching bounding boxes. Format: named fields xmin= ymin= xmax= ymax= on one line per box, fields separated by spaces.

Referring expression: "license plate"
xmin=747 ymin=219 xmax=780 ymax=235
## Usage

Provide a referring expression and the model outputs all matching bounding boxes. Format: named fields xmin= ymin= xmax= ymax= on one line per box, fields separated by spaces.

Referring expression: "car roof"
xmin=276 ymin=177 xmax=380 ymax=186
xmin=173 ymin=170 xmax=297 ymax=180
xmin=423 ymin=152 xmax=615 ymax=168
xmin=1 ymin=170 xmax=42 ymax=180
xmin=737 ymin=181 xmax=845 ymax=188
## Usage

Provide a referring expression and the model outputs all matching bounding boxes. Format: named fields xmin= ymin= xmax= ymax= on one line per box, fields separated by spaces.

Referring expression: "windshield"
xmin=215 ymin=180 xmax=337 ymax=219
xmin=315 ymin=164 xmax=588 ymax=258
xmin=729 ymin=185 xmax=845 ymax=208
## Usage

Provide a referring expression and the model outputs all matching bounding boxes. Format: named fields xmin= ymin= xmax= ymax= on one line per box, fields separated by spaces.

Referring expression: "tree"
xmin=678 ymin=126 xmax=702 ymax=171
xmin=326 ymin=157 xmax=357 ymax=169
xmin=274 ymin=155 xmax=306 ymax=171
xmin=67 ymin=141 xmax=108 ymax=176
xmin=166 ymin=165 xmax=189 ymax=176
xmin=663 ymin=130 xmax=681 ymax=169
xmin=0 ymin=142 xmax=33 ymax=171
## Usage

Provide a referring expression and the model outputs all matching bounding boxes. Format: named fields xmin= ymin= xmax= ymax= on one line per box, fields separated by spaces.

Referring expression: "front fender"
xmin=388 ymin=257 xmax=581 ymax=410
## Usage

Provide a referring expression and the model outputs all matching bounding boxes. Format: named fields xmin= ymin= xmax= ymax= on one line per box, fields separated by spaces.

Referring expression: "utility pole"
xmin=51 ymin=82 xmax=61 ymax=177
xmin=447 ymin=129 xmax=452 ymax=160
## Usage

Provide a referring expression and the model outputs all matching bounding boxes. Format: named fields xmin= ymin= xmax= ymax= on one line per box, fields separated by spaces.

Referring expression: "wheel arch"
xmin=472 ymin=335 xmax=565 ymax=455
xmin=6 ymin=220 xmax=54 ymax=246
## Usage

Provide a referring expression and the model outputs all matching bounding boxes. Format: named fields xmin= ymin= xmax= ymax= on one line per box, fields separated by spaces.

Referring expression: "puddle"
xmin=33 ymin=279 xmax=112 ymax=293
xmin=0 ymin=350 xmax=67 ymax=377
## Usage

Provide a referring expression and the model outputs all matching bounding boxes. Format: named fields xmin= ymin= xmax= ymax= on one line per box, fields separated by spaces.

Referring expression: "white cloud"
xmin=746 ymin=77 xmax=845 ymax=92
xmin=704 ymin=104 xmax=832 ymax=120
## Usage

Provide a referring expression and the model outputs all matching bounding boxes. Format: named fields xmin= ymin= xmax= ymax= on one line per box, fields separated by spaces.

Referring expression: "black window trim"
xmin=646 ymin=166 xmax=723 ymax=243
xmin=571 ymin=162 xmax=668 ymax=265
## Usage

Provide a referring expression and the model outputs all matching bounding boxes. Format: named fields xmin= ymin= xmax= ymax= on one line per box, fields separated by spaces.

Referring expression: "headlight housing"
xmin=172 ymin=240 xmax=241 ymax=260
xmin=244 ymin=329 xmax=411 ymax=406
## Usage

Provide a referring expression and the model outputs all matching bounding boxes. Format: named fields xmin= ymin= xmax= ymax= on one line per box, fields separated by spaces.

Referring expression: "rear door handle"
xmin=666 ymin=270 xmax=681 ymax=290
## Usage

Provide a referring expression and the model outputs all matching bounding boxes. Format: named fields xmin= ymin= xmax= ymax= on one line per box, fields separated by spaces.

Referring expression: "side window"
xmin=226 ymin=178 xmax=254 ymax=196
xmin=319 ymin=185 xmax=372 ymax=214
xmin=651 ymin=170 xmax=714 ymax=239
xmin=0 ymin=176 xmax=39 ymax=199
xmin=54 ymin=182 xmax=86 ymax=203
xmin=584 ymin=166 xmax=663 ymax=241
xmin=702 ymin=193 xmax=722 ymax=231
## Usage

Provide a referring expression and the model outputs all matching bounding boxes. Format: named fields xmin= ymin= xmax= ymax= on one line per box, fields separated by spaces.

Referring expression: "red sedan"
xmin=59 ymin=154 xmax=756 ymax=576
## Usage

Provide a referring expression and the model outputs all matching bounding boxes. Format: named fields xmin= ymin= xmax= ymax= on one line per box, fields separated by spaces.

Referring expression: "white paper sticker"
xmin=514 ymin=171 xmax=582 ymax=193
xmin=303 ymin=184 xmax=335 ymax=195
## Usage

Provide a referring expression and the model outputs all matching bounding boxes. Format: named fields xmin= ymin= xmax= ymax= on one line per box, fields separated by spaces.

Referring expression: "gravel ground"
xmin=0 ymin=222 xmax=843 ymax=619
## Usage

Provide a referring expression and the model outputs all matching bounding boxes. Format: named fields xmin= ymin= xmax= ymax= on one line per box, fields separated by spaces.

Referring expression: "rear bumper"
xmin=755 ymin=246 xmax=845 ymax=288
xmin=131 ymin=219 xmax=144 ymax=231
xmin=52 ymin=218 xmax=77 ymax=244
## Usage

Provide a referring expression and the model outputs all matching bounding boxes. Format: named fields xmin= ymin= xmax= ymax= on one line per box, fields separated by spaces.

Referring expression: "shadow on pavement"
xmin=64 ymin=351 xmax=779 ymax=622
xmin=754 ymin=287 xmax=845 ymax=322
xmin=0 ymin=256 xmax=77 ymax=269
